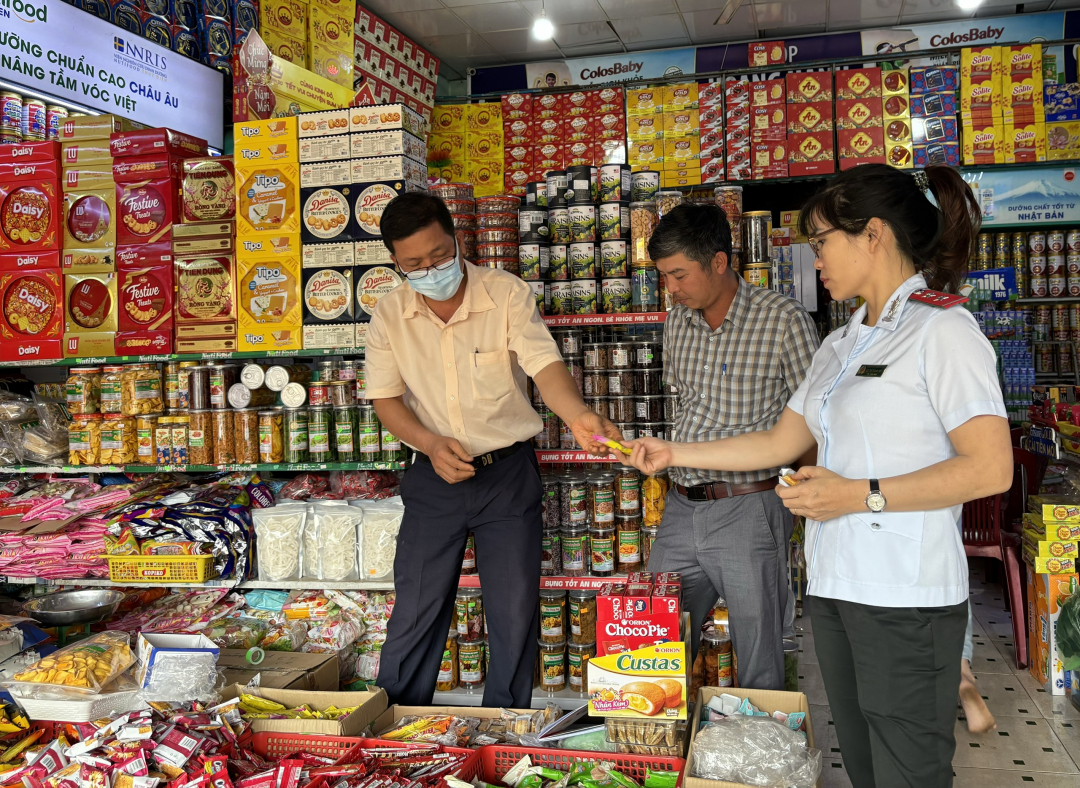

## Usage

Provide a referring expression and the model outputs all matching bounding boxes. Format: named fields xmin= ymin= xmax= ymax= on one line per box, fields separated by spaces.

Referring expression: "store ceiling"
xmin=361 ymin=0 xmax=1080 ymax=80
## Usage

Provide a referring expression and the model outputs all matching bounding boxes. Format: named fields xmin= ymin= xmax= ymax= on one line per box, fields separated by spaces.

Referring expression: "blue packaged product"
xmin=199 ymin=0 xmax=229 ymax=19
xmin=912 ymin=116 xmax=958 ymax=145
xmin=143 ymin=14 xmax=173 ymax=47
xmin=913 ymin=141 xmax=960 ymax=168
xmin=1045 ymin=84 xmax=1080 ymax=122
xmin=112 ymin=0 xmax=145 ymax=34
xmin=909 ymin=91 xmax=957 ymax=119
xmin=81 ymin=0 xmax=112 ymax=20
xmin=171 ymin=0 xmax=198 ymax=29
xmin=144 ymin=0 xmax=169 ymax=15
xmin=198 ymin=14 xmax=233 ymax=59
xmin=172 ymin=25 xmax=201 ymax=59
xmin=910 ymin=66 xmax=958 ymax=94
xmin=233 ymin=0 xmax=258 ymax=32
xmin=203 ymin=56 xmax=232 ymax=78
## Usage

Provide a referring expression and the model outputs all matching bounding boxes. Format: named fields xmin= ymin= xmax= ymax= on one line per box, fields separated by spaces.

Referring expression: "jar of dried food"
xmin=568 ymin=641 xmax=595 ymax=694
xmin=589 ymin=474 xmax=615 ymax=526
xmin=569 ymin=590 xmax=597 ymax=645
xmin=234 ymin=408 xmax=260 ymax=464
xmin=100 ymin=365 xmax=126 ymax=414
xmin=617 ymin=514 xmax=642 ymax=573
xmin=541 ymin=529 xmax=562 ymax=576
xmin=212 ymin=410 xmax=236 ymax=465
xmin=357 ymin=403 xmax=381 ymax=459
xmin=538 ymin=638 xmax=566 ymax=692
xmin=308 ymin=406 xmax=333 ymax=461
xmin=458 ymin=638 xmax=485 ymax=689
xmin=188 ymin=409 xmax=214 ymax=465
xmin=461 ymin=532 xmax=477 ymax=575
xmin=583 ymin=342 xmax=609 ymax=370
xmin=177 ymin=362 xmax=201 ymax=410
xmin=635 ymin=368 xmax=664 ymax=396
xmin=615 ymin=467 xmax=641 ymax=515
xmin=436 ymin=630 xmax=459 ymax=691
xmin=258 ymin=409 xmax=284 ymax=463
xmin=329 ymin=380 xmax=355 ymax=408
xmin=642 ymin=474 xmax=669 ymax=526
xmin=136 ymin=415 xmax=157 ymax=465
xmin=608 ymin=370 xmax=636 ymax=396
xmin=630 ymin=202 xmax=658 ymax=265
xmin=208 ymin=363 xmax=236 ymax=409
xmin=154 ymin=416 xmax=172 ymax=464
xmin=164 ymin=361 xmax=182 ymax=411
xmin=607 ymin=396 xmax=636 ymax=424
xmin=283 ymin=408 xmax=309 ymax=464
xmin=642 ymin=525 xmax=659 ymax=567
xmin=561 ymin=474 xmax=589 ymax=527
xmin=333 ymin=406 xmax=357 ymax=462
xmin=66 ymin=367 xmax=102 ymax=415
xmin=455 ymin=587 xmax=484 ymax=639
xmin=583 ymin=371 xmax=608 ymax=397
xmin=561 ymin=524 xmax=588 ymax=577
xmin=68 ymin=413 xmax=102 ymax=465
xmin=171 ymin=415 xmax=190 ymax=466
xmin=589 ymin=526 xmax=615 ymax=576
xmin=123 ymin=364 xmax=163 ymax=416
xmin=99 ymin=414 xmax=136 ymax=465
xmin=539 ymin=589 xmax=567 ymax=643
xmin=381 ymin=426 xmax=405 ymax=464
xmin=702 ymin=629 xmax=733 ymax=687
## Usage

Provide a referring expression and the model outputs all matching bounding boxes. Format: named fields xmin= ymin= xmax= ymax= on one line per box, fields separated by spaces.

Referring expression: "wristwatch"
xmin=865 ymin=479 xmax=886 ymax=513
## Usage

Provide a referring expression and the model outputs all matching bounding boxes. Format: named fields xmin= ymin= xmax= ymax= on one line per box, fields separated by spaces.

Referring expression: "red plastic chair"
xmin=962 ymin=493 xmax=1027 ymax=668
xmin=1004 ymin=447 xmax=1047 ymax=535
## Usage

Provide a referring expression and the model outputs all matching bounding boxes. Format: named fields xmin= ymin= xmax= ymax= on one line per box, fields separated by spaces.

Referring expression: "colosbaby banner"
xmin=0 ymin=0 xmax=224 ymax=147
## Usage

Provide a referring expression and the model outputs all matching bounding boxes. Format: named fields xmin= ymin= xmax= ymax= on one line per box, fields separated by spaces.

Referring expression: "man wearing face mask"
xmin=367 ymin=191 xmax=621 ymax=707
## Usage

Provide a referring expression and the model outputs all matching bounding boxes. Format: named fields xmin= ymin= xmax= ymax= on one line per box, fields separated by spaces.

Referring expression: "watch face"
xmin=867 ymin=492 xmax=886 ymax=511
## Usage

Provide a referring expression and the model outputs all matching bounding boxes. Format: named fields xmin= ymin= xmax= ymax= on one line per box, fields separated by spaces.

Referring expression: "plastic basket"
xmin=103 ymin=554 xmax=214 ymax=583
xmin=246 ymin=732 xmax=366 ymax=761
xmin=8 ymin=689 xmax=146 ymax=723
xmin=479 ymin=745 xmax=685 ymax=785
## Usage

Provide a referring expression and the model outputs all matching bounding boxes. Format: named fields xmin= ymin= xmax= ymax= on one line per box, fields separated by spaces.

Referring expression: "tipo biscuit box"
xmin=302 ymin=266 xmax=355 ymax=349
xmin=116 ymin=265 xmax=174 ymax=355
xmin=354 ymin=263 xmax=403 ymax=349
xmin=586 ymin=642 xmax=687 ymax=720
xmin=62 ymin=188 xmax=116 ymax=273
xmin=0 ymin=269 xmax=63 ymax=361
xmin=238 ymin=255 xmax=302 ymax=352
xmin=236 ymin=163 xmax=301 ymax=236
xmin=234 ymin=117 xmax=299 ymax=153
xmin=63 ymin=272 xmax=117 ymax=358
xmin=174 ymin=253 xmax=238 ymax=340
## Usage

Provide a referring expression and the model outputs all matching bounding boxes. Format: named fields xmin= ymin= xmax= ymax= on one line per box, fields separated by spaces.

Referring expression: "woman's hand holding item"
xmin=775 ymin=466 xmax=864 ymax=521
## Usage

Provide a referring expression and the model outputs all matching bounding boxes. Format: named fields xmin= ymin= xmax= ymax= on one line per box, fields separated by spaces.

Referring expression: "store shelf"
xmin=1 ymin=577 xmax=396 ymax=590
xmin=0 ymin=347 xmax=367 ymax=369
xmin=1016 ymin=297 xmax=1080 ymax=305
xmin=0 ymin=461 xmax=407 ymax=474
xmin=543 ymin=313 xmax=667 ymax=327
xmin=537 ymin=451 xmax=618 ymax=464
xmin=456 ymin=575 xmax=629 ymax=590
xmin=433 ymin=685 xmax=588 ymax=711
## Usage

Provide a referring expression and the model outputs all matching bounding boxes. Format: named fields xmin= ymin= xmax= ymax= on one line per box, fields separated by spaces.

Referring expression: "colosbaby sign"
xmin=0 ymin=0 xmax=224 ymax=148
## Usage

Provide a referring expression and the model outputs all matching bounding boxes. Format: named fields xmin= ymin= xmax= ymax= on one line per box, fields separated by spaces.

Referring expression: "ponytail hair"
xmin=797 ymin=164 xmax=981 ymax=293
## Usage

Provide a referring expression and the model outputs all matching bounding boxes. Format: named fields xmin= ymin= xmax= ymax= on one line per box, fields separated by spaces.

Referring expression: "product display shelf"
xmin=542 ymin=313 xmax=668 ymax=328
xmin=456 ymin=575 xmax=625 ymax=590
xmin=1016 ymin=297 xmax=1080 ymax=305
xmin=0 ymin=348 xmax=370 ymax=369
xmin=433 ymin=685 xmax=589 ymax=711
xmin=0 ymin=577 xmax=396 ymax=591
xmin=0 ymin=462 xmax=408 ymax=474
xmin=537 ymin=451 xmax=619 ymax=464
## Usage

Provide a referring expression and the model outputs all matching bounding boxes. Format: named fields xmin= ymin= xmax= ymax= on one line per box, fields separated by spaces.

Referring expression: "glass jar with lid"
xmin=164 ymin=361 xmax=182 ymax=411
xmin=136 ymin=415 xmax=157 ymax=465
xmin=381 ymin=425 xmax=404 ymax=464
xmin=702 ymin=629 xmax=733 ymax=687
xmin=589 ymin=526 xmax=615 ymax=576
xmin=616 ymin=514 xmax=642 ymax=573
xmin=333 ymin=406 xmax=358 ymax=462
xmin=234 ymin=408 xmax=260 ymax=464
xmin=589 ymin=473 xmax=615 ymax=526
xmin=68 ymin=413 xmax=102 ymax=465
xmin=283 ymin=408 xmax=309 ymax=464
xmin=561 ymin=524 xmax=588 ymax=577
xmin=308 ymin=406 xmax=333 ymax=461
xmin=154 ymin=417 xmax=172 ymax=464
xmin=642 ymin=525 xmax=659 ymax=567
xmin=66 ymin=367 xmax=102 ymax=415
xmin=258 ymin=409 xmax=284 ymax=463
xmin=436 ymin=630 xmax=459 ymax=691
xmin=170 ymin=415 xmax=190 ymax=465
xmin=569 ymin=590 xmax=597 ymax=645
xmin=123 ymin=364 xmax=163 ymax=416
xmin=208 ymin=363 xmax=236 ymax=409
xmin=539 ymin=589 xmax=567 ymax=643
xmin=176 ymin=361 xmax=201 ymax=410
xmin=538 ymin=638 xmax=566 ymax=692
xmin=213 ymin=410 xmax=236 ymax=465
xmin=99 ymin=365 xmax=126 ymax=414
xmin=99 ymin=414 xmax=136 ymax=465
xmin=188 ymin=410 xmax=214 ymax=465
xmin=455 ymin=588 xmax=484 ymax=639
xmin=541 ymin=529 xmax=562 ymax=576
xmin=458 ymin=638 xmax=485 ymax=690
xmin=568 ymin=641 xmax=595 ymax=694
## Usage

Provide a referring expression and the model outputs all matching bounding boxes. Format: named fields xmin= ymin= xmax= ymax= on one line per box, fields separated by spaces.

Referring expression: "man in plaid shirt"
xmin=649 ymin=203 xmax=819 ymax=690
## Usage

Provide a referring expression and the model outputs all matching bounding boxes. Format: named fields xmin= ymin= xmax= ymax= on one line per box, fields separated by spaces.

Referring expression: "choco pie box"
xmin=596 ymin=577 xmax=680 ymax=657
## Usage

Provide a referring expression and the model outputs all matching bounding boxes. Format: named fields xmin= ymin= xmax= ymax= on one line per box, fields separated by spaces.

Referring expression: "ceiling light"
xmin=533 ymin=0 xmax=554 ymax=40
xmin=715 ymin=0 xmax=742 ymax=25
xmin=957 ymin=0 xmax=983 ymax=9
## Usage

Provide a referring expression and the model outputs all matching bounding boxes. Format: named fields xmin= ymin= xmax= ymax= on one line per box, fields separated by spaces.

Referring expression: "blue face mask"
xmin=408 ymin=254 xmax=464 ymax=301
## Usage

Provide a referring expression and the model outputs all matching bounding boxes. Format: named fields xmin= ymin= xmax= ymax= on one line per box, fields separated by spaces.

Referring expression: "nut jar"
xmin=642 ymin=473 xmax=669 ymax=526
xmin=99 ymin=414 xmax=136 ymax=464
xmin=642 ymin=525 xmax=659 ymax=567
xmin=154 ymin=416 xmax=172 ymax=464
xmin=66 ymin=367 xmax=102 ymax=415
xmin=569 ymin=590 xmax=597 ymax=645
xmin=123 ymin=364 xmax=163 ymax=416
xmin=333 ymin=406 xmax=358 ymax=462
xmin=702 ymin=629 xmax=733 ymax=687
xmin=258 ymin=409 xmax=284 ymax=463
xmin=187 ymin=409 xmax=214 ymax=465
xmin=99 ymin=365 xmax=126 ymax=414
xmin=208 ymin=363 xmax=236 ymax=409
xmin=233 ymin=408 xmax=260 ymax=464
xmin=561 ymin=524 xmax=588 ymax=577
xmin=538 ymin=638 xmax=566 ymax=692
xmin=436 ymin=630 xmax=459 ymax=691
xmin=568 ymin=641 xmax=595 ymax=694
xmin=541 ymin=529 xmax=562 ymax=576
xmin=589 ymin=526 xmax=615 ymax=576
xmin=176 ymin=362 xmax=201 ymax=409
xmin=616 ymin=514 xmax=642 ymax=572
xmin=455 ymin=587 xmax=484 ymax=639
xmin=68 ymin=413 xmax=102 ymax=465
xmin=213 ymin=410 xmax=236 ymax=465
xmin=458 ymin=638 xmax=485 ymax=689
xmin=170 ymin=415 xmax=190 ymax=465
xmin=539 ymin=589 xmax=567 ymax=643
xmin=589 ymin=473 xmax=616 ymax=526
xmin=136 ymin=415 xmax=157 ymax=464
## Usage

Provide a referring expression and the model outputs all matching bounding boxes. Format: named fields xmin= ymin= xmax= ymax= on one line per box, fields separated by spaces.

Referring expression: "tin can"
xmin=1050 ymin=231 xmax=1066 ymax=253
xmin=1036 ymin=343 xmax=1055 ymax=373
xmin=566 ymin=164 xmax=598 ymax=204
xmin=1050 ymin=275 xmax=1067 ymax=297
xmin=1048 ymin=255 xmax=1066 ymax=276
xmin=530 ymin=281 xmax=548 ymax=315
xmin=1068 ymin=255 xmax=1080 ymax=275
xmin=743 ymin=211 xmax=772 ymax=264
xmin=1030 ymin=256 xmax=1047 ymax=276
xmin=1036 ymin=305 xmax=1052 ymax=324
xmin=308 ymin=382 xmax=330 ymax=407
xmin=631 ymin=266 xmax=660 ymax=313
xmin=602 ymin=278 xmax=632 ymax=314
xmin=0 ymin=132 xmax=20 ymax=145
xmin=527 ymin=180 xmax=548 ymax=208
xmin=1061 ymin=346 xmax=1075 ymax=375
xmin=519 ymin=208 xmax=549 ymax=243
xmin=45 ymin=105 xmax=66 ymax=141
xmin=977 ymin=232 xmax=993 ymax=261
xmin=631 ymin=170 xmax=660 ymax=202
xmin=601 ymin=240 xmax=629 ymax=278
xmin=1069 ymin=230 xmax=1080 ymax=254
xmin=549 ymin=207 xmax=570 ymax=244
xmin=546 ymin=170 xmax=568 ymax=206
xmin=1013 ymin=231 xmax=1028 ymax=254
xmin=1030 ymin=276 xmax=1049 ymax=297
xmin=1068 ymin=276 xmax=1080 ymax=297
xmin=1053 ymin=305 xmax=1068 ymax=330
xmin=568 ymin=204 xmax=596 ymax=243
xmin=1015 ymin=266 xmax=1029 ymax=299
xmin=994 ymin=232 xmax=1010 ymax=259
xmin=550 ymin=281 xmax=574 ymax=315
xmin=598 ymin=203 xmax=630 ymax=241
xmin=519 ymin=243 xmax=549 ymax=280
xmin=570 ymin=242 xmax=598 ymax=279
xmin=599 ymin=164 xmax=631 ymax=203
xmin=549 ymin=244 xmax=569 ymax=280
xmin=572 ymin=279 xmax=598 ymax=315
xmin=743 ymin=265 xmax=770 ymax=288
xmin=1029 ymin=232 xmax=1046 ymax=254
xmin=1069 ymin=304 xmax=1080 ymax=328
xmin=20 ymin=99 xmax=44 ymax=141
xmin=0 ymin=93 xmax=20 ymax=134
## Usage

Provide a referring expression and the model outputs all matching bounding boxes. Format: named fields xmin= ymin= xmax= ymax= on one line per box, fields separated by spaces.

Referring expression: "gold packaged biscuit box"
xmin=63 ymin=272 xmax=117 ymax=358
xmin=238 ymin=256 xmax=302 ymax=352
xmin=174 ymin=254 xmax=238 ymax=339
xmin=236 ymin=164 xmax=301 ymax=236
xmin=62 ymin=188 xmax=116 ymax=273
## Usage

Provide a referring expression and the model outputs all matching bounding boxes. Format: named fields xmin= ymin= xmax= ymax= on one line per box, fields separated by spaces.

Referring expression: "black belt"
xmin=416 ymin=441 xmax=527 ymax=470
xmin=675 ymin=478 xmax=779 ymax=501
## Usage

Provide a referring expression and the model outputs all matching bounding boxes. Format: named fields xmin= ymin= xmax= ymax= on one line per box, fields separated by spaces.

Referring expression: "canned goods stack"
xmin=519 ymin=190 xmax=551 ymax=312
xmin=742 ymin=211 xmax=773 ymax=288
xmin=431 ymin=183 xmax=477 ymax=262
xmin=714 ymin=185 xmax=743 ymax=270
xmin=623 ymin=185 xmax=677 ymax=316
xmin=0 ymin=90 xmax=68 ymax=144
xmin=1026 ymin=228 xmax=1080 ymax=298
xmin=476 ymin=194 xmax=520 ymax=274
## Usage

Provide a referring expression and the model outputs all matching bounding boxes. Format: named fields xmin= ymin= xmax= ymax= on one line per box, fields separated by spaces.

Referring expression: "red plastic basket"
xmin=479 ymin=745 xmax=685 ymax=785
xmin=245 ymin=731 xmax=367 ymax=761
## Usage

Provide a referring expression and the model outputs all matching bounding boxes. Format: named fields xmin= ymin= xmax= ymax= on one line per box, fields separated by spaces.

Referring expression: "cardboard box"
xmin=836 ymin=67 xmax=882 ymax=100
xmin=587 ymin=642 xmax=688 ymax=719
xmin=217 ymin=650 xmax=337 ymax=690
xmin=0 ymin=269 xmax=63 ymax=361
xmin=62 ymin=188 xmax=116 ymax=273
xmin=786 ymin=71 xmax=832 ymax=104
xmin=962 ymin=121 xmax=1005 ymax=165
xmin=961 ymin=73 xmax=1002 ymax=120
xmin=962 ymin=45 xmax=1001 ymax=81
xmin=501 ymin=93 xmax=532 ymax=120
xmin=59 ymin=115 xmax=145 ymax=142
xmin=1003 ymin=73 xmax=1045 ymax=123
xmin=174 ymin=253 xmax=238 ymax=334
xmin=61 ymin=143 xmax=113 ymax=168
xmin=136 ymin=633 xmax=218 ymax=689
xmin=838 ymin=127 xmax=885 ymax=166
xmin=882 ymin=68 xmax=909 ymax=96
xmin=431 ymin=104 xmax=465 ymax=133
xmin=238 ymin=254 xmax=302 ymax=347
xmin=234 ymin=117 xmax=299 ymax=154
xmin=788 ymin=131 xmax=835 ymax=176
xmin=751 ymin=105 xmax=787 ymax=133
xmin=236 ymin=163 xmax=300 ymax=237
xmin=749 ymin=40 xmax=785 ymax=67
xmin=627 ymin=88 xmax=663 ymax=116
xmin=750 ymin=80 xmax=785 ymax=107
xmin=1004 ymin=121 xmax=1047 ymax=163
xmin=883 ymin=94 xmax=911 ymax=121
xmin=221 ymin=683 xmax=387 ymax=734
xmin=0 ymin=179 xmax=61 ymax=254
xmin=911 ymin=66 xmax=958 ymax=94
xmin=912 ymin=116 xmax=958 ymax=145
xmin=663 ymin=109 xmax=699 ymax=135
xmin=628 ymin=114 xmax=664 ymax=140
xmin=464 ymin=102 xmax=501 ymax=134
xmin=787 ymin=102 xmax=833 ymax=134
xmin=349 ymin=103 xmax=427 ymax=137
xmin=886 ymin=140 xmax=914 ymax=169
xmin=1027 ymin=572 xmax=1078 ymax=695
xmin=836 ymin=98 xmax=883 ymax=129
xmin=1048 ymin=121 xmax=1080 ymax=161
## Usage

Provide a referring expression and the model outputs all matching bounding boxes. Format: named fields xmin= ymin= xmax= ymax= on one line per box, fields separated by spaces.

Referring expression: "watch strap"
xmin=870 ymin=478 xmax=880 ymax=495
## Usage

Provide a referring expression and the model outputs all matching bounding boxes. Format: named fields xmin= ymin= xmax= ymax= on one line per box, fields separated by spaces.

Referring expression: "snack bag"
xmin=10 ymin=631 xmax=134 ymax=694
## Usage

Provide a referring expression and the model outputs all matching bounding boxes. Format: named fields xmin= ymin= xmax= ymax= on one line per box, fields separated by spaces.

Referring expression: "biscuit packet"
xmin=62 ymin=188 xmax=116 ymax=273
xmin=7 ymin=631 xmax=134 ymax=694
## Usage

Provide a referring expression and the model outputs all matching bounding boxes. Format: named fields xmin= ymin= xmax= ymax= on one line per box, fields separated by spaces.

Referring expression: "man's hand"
xmin=774 ymin=466 xmax=862 ymax=521
xmin=424 ymin=436 xmax=476 ymax=484
xmin=621 ymin=438 xmax=675 ymax=475
xmin=570 ymin=410 xmax=625 ymax=456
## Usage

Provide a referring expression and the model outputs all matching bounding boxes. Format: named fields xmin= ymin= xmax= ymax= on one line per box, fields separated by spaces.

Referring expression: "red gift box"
xmin=0 ymin=179 xmax=60 ymax=254
xmin=0 ymin=160 xmax=60 ymax=181
xmin=536 ymin=117 xmax=566 ymax=144
xmin=596 ymin=112 xmax=626 ymax=140
xmin=0 ymin=250 xmax=60 ymax=272
xmin=116 ymin=241 xmax=173 ymax=271
xmin=788 ymin=131 xmax=836 ymax=176
xmin=836 ymin=98 xmax=884 ymax=129
xmin=836 ymin=67 xmax=883 ymax=100
xmin=112 ymin=155 xmax=185 ymax=183
xmin=505 ymin=170 xmax=530 ymax=196
xmin=503 ymin=118 xmax=532 ymax=146
xmin=751 ymin=79 xmax=786 ymax=107
xmin=564 ymin=90 xmax=594 ymax=116
xmin=786 ymin=71 xmax=833 ymax=103
xmin=504 ymin=145 xmax=533 ymax=171
xmin=116 ymin=265 xmax=174 ymax=354
xmin=750 ymin=104 xmax=786 ymax=133
xmin=565 ymin=140 xmax=593 ymax=166
xmin=535 ymin=93 xmax=560 ymax=119
xmin=0 ymin=141 xmax=59 ymax=165
xmin=838 ymin=127 xmax=886 ymax=168
xmin=566 ymin=114 xmax=593 ymax=142
xmin=596 ymin=581 xmax=681 ymax=656
xmin=115 ymin=178 xmax=178 ymax=246
xmin=535 ymin=143 xmax=564 ymax=170
xmin=0 ymin=269 xmax=63 ymax=361
xmin=501 ymin=93 xmax=533 ymax=119
xmin=788 ymin=101 xmax=834 ymax=133
xmin=591 ymin=86 xmax=623 ymax=114
xmin=110 ymin=128 xmax=208 ymax=159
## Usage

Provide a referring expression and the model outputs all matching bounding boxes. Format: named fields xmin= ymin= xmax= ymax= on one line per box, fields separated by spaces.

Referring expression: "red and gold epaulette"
xmin=908 ymin=289 xmax=968 ymax=308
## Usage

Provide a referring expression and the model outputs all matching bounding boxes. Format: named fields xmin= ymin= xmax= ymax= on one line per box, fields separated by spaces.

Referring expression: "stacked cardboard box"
xmin=699 ymin=82 xmax=724 ymax=184
xmin=882 ymin=67 xmax=913 ymax=169
xmin=786 ymin=70 xmax=833 ymax=177
xmin=749 ymin=77 xmax=787 ymax=180
xmin=836 ymin=67 xmax=884 ymax=170
xmin=724 ymin=77 xmax=750 ymax=180
xmin=961 ymin=46 xmax=1005 ymax=165
xmin=911 ymin=66 xmax=960 ymax=168
xmin=1045 ymin=82 xmax=1080 ymax=161
xmin=429 ymin=103 xmax=503 ymax=198
xmin=501 ymin=93 xmax=532 ymax=197
xmin=353 ymin=5 xmax=440 ymax=124
xmin=660 ymin=83 xmax=701 ymax=188
xmin=1003 ymin=45 xmax=1047 ymax=163
xmin=0 ymin=140 xmax=64 ymax=362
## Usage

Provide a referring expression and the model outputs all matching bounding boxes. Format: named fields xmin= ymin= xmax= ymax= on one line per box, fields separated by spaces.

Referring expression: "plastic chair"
xmin=1003 ymin=447 xmax=1047 ymax=535
xmin=962 ymin=493 xmax=1027 ymax=668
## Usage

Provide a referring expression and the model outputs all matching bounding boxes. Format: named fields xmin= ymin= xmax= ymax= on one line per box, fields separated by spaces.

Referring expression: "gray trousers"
xmin=647 ymin=487 xmax=793 ymax=690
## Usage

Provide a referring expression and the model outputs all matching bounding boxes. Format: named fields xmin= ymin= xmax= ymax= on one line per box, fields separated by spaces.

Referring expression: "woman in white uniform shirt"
xmin=623 ymin=164 xmax=1012 ymax=786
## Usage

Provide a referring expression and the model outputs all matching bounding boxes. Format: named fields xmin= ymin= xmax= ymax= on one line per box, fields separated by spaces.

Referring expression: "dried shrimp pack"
xmin=254 ymin=504 xmax=306 ymax=582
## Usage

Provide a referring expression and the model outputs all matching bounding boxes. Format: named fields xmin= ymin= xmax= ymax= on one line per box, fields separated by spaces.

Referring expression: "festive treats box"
xmin=110 ymin=128 xmax=208 ymax=159
xmin=115 ymin=176 xmax=179 ymax=246
xmin=59 ymin=115 xmax=145 ymax=142
xmin=835 ymin=98 xmax=884 ymax=130
xmin=0 ymin=269 xmax=62 ymax=361
xmin=116 ymin=265 xmax=174 ymax=354
xmin=63 ymin=272 xmax=118 ymax=358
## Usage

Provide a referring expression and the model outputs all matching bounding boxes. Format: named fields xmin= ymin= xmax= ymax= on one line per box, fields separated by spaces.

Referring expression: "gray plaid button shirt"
xmin=663 ymin=278 xmax=820 ymax=486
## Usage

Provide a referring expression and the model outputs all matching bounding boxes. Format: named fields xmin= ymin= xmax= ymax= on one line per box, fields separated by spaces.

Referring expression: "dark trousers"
xmin=375 ymin=444 xmax=543 ymax=707
xmin=810 ymin=595 xmax=967 ymax=788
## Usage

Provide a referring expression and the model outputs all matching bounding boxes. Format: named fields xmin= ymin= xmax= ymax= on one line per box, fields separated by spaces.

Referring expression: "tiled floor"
xmin=796 ymin=562 xmax=1080 ymax=786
